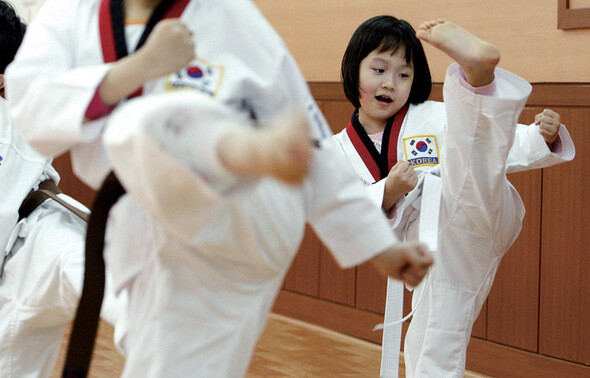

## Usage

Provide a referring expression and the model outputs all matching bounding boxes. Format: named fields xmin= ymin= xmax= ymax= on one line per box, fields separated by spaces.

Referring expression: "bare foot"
xmin=219 ymin=111 xmax=312 ymax=185
xmin=416 ymin=19 xmax=500 ymax=87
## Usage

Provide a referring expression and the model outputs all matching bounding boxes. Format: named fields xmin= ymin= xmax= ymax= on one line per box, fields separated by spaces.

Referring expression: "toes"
xmin=418 ymin=21 xmax=430 ymax=30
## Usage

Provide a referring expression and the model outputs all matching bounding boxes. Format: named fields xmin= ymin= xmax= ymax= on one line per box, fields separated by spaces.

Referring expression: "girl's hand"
xmin=535 ymin=108 xmax=560 ymax=145
xmin=383 ymin=161 xmax=418 ymax=211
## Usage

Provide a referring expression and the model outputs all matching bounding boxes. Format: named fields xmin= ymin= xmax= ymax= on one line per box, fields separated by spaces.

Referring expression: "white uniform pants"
xmin=403 ymin=64 xmax=531 ymax=377
xmin=0 ymin=199 xmax=122 ymax=378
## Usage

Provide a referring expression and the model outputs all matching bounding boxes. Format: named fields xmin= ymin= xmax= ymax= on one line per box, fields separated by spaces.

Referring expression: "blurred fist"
xmin=139 ymin=19 xmax=196 ymax=79
xmin=535 ymin=108 xmax=560 ymax=145
xmin=370 ymin=241 xmax=433 ymax=287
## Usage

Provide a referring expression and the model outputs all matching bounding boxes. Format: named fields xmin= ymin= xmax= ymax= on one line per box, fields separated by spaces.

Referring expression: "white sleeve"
xmin=5 ymin=0 xmax=110 ymax=158
xmin=305 ymin=139 xmax=398 ymax=269
xmin=366 ymin=179 xmax=387 ymax=208
xmin=506 ymin=123 xmax=575 ymax=174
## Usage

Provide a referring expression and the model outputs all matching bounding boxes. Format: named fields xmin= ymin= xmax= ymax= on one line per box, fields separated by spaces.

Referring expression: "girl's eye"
xmin=373 ymin=68 xmax=385 ymax=74
xmin=400 ymin=72 xmax=411 ymax=78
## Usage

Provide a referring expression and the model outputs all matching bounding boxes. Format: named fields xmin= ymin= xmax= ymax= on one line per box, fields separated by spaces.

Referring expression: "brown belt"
xmin=63 ymin=171 xmax=125 ymax=377
xmin=18 ymin=179 xmax=89 ymax=223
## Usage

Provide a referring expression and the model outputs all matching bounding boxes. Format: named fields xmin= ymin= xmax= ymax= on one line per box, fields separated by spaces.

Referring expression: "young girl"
xmin=6 ymin=1 xmax=432 ymax=376
xmin=334 ymin=16 xmax=575 ymax=377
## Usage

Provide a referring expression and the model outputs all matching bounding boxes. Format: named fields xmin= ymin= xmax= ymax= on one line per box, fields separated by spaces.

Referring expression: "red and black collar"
xmin=345 ymin=104 xmax=409 ymax=181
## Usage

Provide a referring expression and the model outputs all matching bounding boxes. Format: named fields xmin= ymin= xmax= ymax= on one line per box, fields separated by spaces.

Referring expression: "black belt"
xmin=18 ymin=179 xmax=90 ymax=223
xmin=63 ymin=171 xmax=126 ymax=378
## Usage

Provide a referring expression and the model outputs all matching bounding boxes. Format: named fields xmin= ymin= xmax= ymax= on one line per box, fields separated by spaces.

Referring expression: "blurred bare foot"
xmin=219 ymin=111 xmax=312 ymax=184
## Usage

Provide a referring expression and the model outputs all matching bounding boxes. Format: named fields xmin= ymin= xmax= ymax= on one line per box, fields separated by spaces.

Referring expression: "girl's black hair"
xmin=341 ymin=15 xmax=431 ymax=109
xmin=0 ymin=1 xmax=27 ymax=73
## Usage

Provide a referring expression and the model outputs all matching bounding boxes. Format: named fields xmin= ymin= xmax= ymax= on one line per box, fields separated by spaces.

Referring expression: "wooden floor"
xmin=51 ymin=314 xmax=489 ymax=377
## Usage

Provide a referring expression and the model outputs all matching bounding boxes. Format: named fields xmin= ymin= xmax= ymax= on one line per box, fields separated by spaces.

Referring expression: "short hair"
xmin=0 ymin=1 xmax=26 ymax=73
xmin=341 ymin=15 xmax=432 ymax=109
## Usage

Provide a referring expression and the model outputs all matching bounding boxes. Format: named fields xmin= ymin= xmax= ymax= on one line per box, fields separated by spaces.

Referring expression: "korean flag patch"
xmin=403 ymin=135 xmax=440 ymax=167
xmin=166 ymin=58 xmax=225 ymax=97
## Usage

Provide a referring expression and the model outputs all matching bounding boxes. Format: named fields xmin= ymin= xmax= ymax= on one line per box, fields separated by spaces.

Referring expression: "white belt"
xmin=377 ymin=170 xmax=441 ymax=377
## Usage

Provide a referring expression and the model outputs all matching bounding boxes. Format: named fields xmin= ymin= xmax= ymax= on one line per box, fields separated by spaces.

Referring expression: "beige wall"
xmin=254 ymin=0 xmax=590 ymax=83
xmin=9 ymin=0 xmax=590 ymax=83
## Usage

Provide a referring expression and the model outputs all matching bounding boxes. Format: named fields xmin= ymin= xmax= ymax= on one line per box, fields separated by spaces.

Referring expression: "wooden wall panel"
xmin=486 ymin=109 xmax=544 ymax=352
xmin=487 ymin=169 xmax=542 ymax=351
xmin=355 ymin=262 xmax=387 ymax=313
xmin=283 ymin=225 xmax=320 ymax=296
xmin=274 ymin=291 xmax=385 ymax=344
xmin=471 ymin=303 xmax=487 ymax=339
xmin=466 ymin=337 xmax=590 ymax=377
xmin=318 ymin=247 xmax=356 ymax=306
xmin=316 ymin=98 xmax=354 ymax=134
xmin=539 ymin=108 xmax=590 ymax=365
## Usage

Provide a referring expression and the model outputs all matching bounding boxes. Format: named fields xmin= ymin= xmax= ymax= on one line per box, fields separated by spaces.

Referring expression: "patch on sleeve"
xmin=166 ymin=59 xmax=225 ymax=97
xmin=306 ymin=101 xmax=330 ymax=142
xmin=403 ymin=135 xmax=440 ymax=167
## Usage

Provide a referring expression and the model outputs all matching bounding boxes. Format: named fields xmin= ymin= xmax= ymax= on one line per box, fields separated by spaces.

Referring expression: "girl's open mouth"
xmin=375 ymin=95 xmax=393 ymax=103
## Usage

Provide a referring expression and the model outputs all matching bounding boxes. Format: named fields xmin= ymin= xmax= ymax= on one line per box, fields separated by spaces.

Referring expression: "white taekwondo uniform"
xmin=0 ymin=97 xmax=121 ymax=378
xmin=6 ymin=0 xmax=403 ymax=376
xmin=333 ymin=64 xmax=575 ymax=377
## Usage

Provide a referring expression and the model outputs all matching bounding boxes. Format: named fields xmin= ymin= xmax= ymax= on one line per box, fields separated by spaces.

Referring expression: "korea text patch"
xmin=403 ymin=135 xmax=440 ymax=167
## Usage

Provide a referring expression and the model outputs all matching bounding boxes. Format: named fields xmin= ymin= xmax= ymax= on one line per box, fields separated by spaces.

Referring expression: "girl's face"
xmin=357 ymin=48 xmax=414 ymax=133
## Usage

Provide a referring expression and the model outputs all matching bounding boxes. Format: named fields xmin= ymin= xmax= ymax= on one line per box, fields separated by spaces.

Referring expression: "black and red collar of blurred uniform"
xmin=98 ymin=0 xmax=190 ymax=96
